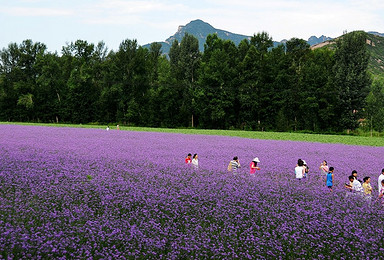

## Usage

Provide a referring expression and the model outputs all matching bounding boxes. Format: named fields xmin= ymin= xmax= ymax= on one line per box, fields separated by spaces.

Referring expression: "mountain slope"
xmin=143 ymin=19 xmax=334 ymax=55
xmin=366 ymin=33 xmax=384 ymax=77
xmin=311 ymin=32 xmax=384 ymax=78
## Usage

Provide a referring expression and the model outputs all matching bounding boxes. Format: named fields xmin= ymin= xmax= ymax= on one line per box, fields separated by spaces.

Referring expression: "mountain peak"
xmin=165 ymin=19 xmax=249 ymax=51
xmin=143 ymin=19 xmax=339 ymax=56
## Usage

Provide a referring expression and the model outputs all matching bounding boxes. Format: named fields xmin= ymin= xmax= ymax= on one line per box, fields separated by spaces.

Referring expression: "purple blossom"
xmin=0 ymin=124 xmax=384 ymax=258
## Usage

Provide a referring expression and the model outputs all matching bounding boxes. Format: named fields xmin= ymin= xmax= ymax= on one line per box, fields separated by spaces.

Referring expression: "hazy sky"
xmin=1 ymin=0 xmax=383 ymax=53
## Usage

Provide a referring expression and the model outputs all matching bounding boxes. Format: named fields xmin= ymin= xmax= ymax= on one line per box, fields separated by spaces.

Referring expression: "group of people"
xmin=106 ymin=124 xmax=120 ymax=131
xmin=185 ymin=153 xmax=199 ymax=168
xmin=343 ymin=168 xmax=384 ymax=205
xmin=316 ymin=159 xmax=384 ymax=205
xmin=226 ymin=156 xmax=261 ymax=177
xmin=184 ymin=154 xmax=261 ymax=176
xmin=183 ymin=153 xmax=384 ymax=205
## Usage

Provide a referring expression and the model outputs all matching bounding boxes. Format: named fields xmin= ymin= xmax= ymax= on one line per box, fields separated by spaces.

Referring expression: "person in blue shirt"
xmin=326 ymin=167 xmax=334 ymax=192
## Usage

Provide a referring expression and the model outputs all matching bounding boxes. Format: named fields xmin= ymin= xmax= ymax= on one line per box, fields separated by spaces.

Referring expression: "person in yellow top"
xmin=362 ymin=176 xmax=373 ymax=205
xmin=362 ymin=177 xmax=373 ymax=196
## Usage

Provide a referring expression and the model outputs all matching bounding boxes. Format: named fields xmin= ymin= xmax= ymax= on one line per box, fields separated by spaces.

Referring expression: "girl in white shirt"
xmin=192 ymin=153 xmax=198 ymax=169
xmin=295 ymin=159 xmax=305 ymax=179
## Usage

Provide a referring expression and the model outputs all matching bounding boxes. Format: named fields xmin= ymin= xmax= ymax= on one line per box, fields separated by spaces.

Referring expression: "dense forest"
xmin=0 ymin=31 xmax=383 ymax=133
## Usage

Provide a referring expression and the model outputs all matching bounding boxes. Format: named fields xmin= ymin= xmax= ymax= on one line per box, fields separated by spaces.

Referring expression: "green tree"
xmin=238 ymin=32 xmax=274 ymax=130
xmin=111 ymin=39 xmax=151 ymax=125
xmin=299 ymin=48 xmax=335 ymax=131
xmin=168 ymin=33 xmax=201 ymax=127
xmin=333 ymin=31 xmax=371 ymax=131
xmin=0 ymin=40 xmax=47 ymax=121
xmin=366 ymin=79 xmax=384 ymax=132
xmin=34 ymin=52 xmax=67 ymax=122
xmin=283 ymin=38 xmax=311 ymax=131
xmin=62 ymin=40 xmax=101 ymax=123
xmin=197 ymin=34 xmax=238 ymax=129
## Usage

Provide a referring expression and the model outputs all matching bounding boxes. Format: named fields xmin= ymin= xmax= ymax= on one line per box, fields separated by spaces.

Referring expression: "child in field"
xmin=326 ymin=167 xmax=334 ymax=192
xmin=319 ymin=160 xmax=328 ymax=181
xmin=249 ymin=157 xmax=260 ymax=177
xmin=185 ymin=153 xmax=192 ymax=164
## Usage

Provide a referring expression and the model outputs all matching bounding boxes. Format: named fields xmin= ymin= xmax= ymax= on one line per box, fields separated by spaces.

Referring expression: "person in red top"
xmin=249 ymin=157 xmax=260 ymax=176
xmin=185 ymin=153 xmax=192 ymax=164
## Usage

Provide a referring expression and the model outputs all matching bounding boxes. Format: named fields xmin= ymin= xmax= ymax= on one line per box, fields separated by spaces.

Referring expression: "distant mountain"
xmin=307 ymin=35 xmax=333 ymax=46
xmin=143 ymin=19 xmax=383 ymax=64
xmin=143 ymin=19 xmax=251 ymax=54
xmin=143 ymin=19 xmax=333 ymax=55
xmin=368 ymin=31 xmax=384 ymax=37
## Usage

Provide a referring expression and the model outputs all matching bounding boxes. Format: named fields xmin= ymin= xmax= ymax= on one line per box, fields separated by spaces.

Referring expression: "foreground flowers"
xmin=1 ymin=125 xmax=384 ymax=258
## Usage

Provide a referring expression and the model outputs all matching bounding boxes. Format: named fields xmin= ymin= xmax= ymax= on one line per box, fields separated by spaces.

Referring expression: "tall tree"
xmin=0 ymin=40 xmax=47 ymax=121
xmin=62 ymin=40 xmax=100 ymax=123
xmin=169 ymin=33 xmax=201 ymax=127
xmin=283 ymin=38 xmax=310 ymax=130
xmin=333 ymin=31 xmax=371 ymax=131
xmin=197 ymin=34 xmax=238 ymax=129
xmin=366 ymin=79 xmax=384 ymax=132
xmin=238 ymin=32 xmax=274 ymax=130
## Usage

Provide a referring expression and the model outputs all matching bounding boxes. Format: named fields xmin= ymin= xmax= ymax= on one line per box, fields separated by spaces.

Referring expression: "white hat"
xmin=302 ymin=160 xmax=307 ymax=165
xmin=253 ymin=157 xmax=260 ymax=163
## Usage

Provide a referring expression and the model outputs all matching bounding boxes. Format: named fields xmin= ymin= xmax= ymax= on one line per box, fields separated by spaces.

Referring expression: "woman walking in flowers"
xmin=319 ymin=160 xmax=328 ymax=182
xmin=249 ymin=157 xmax=260 ymax=177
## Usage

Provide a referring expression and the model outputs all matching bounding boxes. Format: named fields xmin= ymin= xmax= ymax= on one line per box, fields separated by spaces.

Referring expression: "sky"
xmin=1 ymin=0 xmax=383 ymax=53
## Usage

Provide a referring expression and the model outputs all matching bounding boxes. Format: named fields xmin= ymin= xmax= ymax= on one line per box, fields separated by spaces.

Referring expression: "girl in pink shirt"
xmin=249 ymin=157 xmax=260 ymax=176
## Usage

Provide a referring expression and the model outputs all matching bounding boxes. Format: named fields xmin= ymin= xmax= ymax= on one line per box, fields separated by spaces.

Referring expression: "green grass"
xmin=1 ymin=122 xmax=384 ymax=147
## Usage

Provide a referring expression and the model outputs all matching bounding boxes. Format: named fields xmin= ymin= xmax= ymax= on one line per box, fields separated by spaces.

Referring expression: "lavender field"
xmin=1 ymin=125 xmax=384 ymax=258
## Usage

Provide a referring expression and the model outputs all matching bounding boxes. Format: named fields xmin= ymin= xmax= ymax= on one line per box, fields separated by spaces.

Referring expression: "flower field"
xmin=1 ymin=124 xmax=384 ymax=258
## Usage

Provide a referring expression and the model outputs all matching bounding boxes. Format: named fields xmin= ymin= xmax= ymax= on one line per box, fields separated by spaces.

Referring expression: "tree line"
xmin=0 ymin=31 xmax=383 ymax=133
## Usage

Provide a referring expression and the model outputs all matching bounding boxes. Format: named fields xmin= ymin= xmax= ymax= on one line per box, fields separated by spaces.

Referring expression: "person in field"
xmin=362 ymin=176 xmax=373 ymax=205
xmin=295 ymin=159 xmax=305 ymax=180
xmin=362 ymin=177 xmax=373 ymax=196
xmin=191 ymin=153 xmax=199 ymax=169
xmin=378 ymin=169 xmax=384 ymax=195
xmin=228 ymin=156 xmax=241 ymax=174
xmin=302 ymin=160 xmax=309 ymax=178
xmin=185 ymin=153 xmax=192 ymax=164
xmin=378 ymin=179 xmax=384 ymax=206
xmin=352 ymin=170 xmax=362 ymax=183
xmin=326 ymin=167 xmax=334 ymax=192
xmin=345 ymin=175 xmax=364 ymax=196
xmin=249 ymin=157 xmax=260 ymax=177
xmin=319 ymin=160 xmax=329 ymax=181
